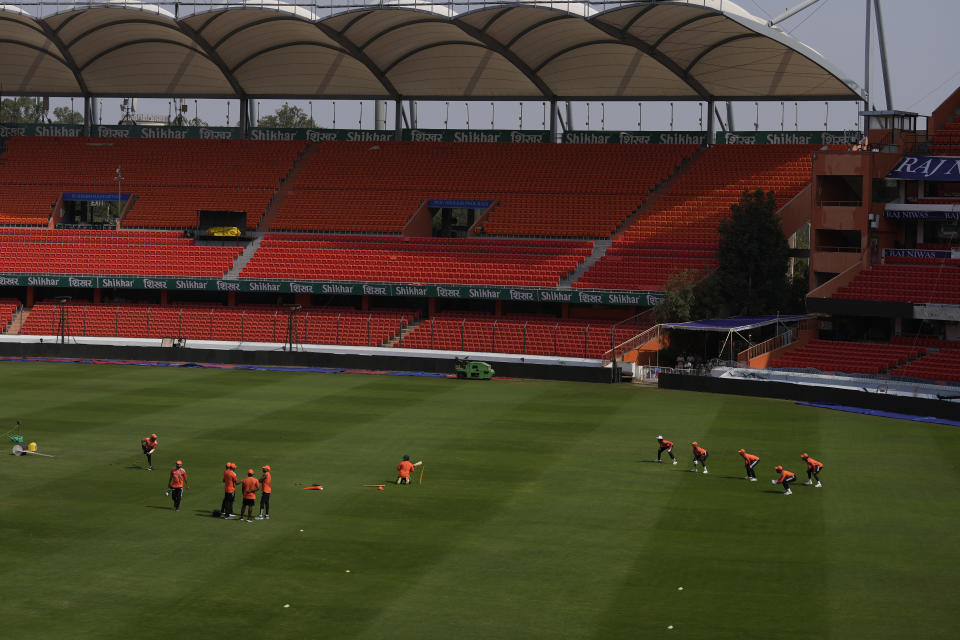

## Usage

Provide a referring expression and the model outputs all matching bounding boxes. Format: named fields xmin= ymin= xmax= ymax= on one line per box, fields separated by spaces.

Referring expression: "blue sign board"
xmin=427 ymin=200 xmax=493 ymax=209
xmin=62 ymin=192 xmax=131 ymax=202
xmin=887 ymin=156 xmax=960 ymax=181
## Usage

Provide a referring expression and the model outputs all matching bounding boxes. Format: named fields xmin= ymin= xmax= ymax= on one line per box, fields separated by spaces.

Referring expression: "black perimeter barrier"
xmin=0 ymin=342 xmax=611 ymax=383
xmin=659 ymin=373 xmax=960 ymax=421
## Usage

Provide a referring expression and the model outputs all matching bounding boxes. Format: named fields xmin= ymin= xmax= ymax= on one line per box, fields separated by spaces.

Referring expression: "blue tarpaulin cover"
xmin=797 ymin=402 xmax=960 ymax=427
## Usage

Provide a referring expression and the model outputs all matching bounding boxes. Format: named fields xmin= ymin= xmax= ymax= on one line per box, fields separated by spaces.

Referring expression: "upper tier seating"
xmin=0 ymin=137 xmax=304 ymax=228
xmin=0 ymin=228 xmax=240 ymax=277
xmin=399 ymin=311 xmax=650 ymax=358
xmin=769 ymin=339 xmax=925 ymax=375
xmin=575 ymin=145 xmax=817 ymax=291
xmin=20 ymin=301 xmax=416 ymax=346
xmin=833 ymin=264 xmax=960 ymax=305
xmin=271 ymin=142 xmax=698 ymax=237
xmin=889 ymin=347 xmax=960 ymax=383
xmin=241 ymin=234 xmax=592 ymax=287
xmin=928 ymin=118 xmax=960 ymax=155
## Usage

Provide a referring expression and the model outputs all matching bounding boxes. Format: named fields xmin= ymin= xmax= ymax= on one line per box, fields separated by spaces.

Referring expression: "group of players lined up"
xmin=142 ymin=433 xmax=272 ymax=520
xmin=655 ymin=436 xmax=824 ymax=495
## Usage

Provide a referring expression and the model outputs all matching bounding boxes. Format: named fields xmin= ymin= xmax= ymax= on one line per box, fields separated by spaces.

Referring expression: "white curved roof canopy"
xmin=0 ymin=2 xmax=862 ymax=101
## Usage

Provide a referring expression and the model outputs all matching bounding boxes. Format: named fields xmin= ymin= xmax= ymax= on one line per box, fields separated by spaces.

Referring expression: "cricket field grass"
xmin=2 ymin=361 xmax=958 ymax=639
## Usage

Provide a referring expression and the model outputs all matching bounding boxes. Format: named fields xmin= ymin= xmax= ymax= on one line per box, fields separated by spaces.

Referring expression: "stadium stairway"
xmin=566 ymin=146 xmax=704 ymax=289
xmin=383 ymin=317 xmax=425 ymax=348
xmin=223 ymin=233 xmax=265 ymax=279
xmin=560 ymin=239 xmax=611 ymax=287
xmin=256 ymin=143 xmax=320 ymax=232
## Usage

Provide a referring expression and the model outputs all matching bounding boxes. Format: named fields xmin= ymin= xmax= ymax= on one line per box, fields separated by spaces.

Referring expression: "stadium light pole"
xmin=114 ymin=167 xmax=123 ymax=225
xmin=286 ymin=304 xmax=302 ymax=353
xmin=55 ymin=296 xmax=72 ymax=344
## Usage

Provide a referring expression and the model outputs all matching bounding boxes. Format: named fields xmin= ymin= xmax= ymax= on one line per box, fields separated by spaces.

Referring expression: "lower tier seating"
xmin=20 ymin=302 xmax=417 ymax=347
xmin=241 ymin=234 xmax=592 ymax=287
xmin=889 ymin=348 xmax=960 ymax=383
xmin=769 ymin=339 xmax=925 ymax=375
xmin=833 ymin=264 xmax=960 ymax=305
xmin=0 ymin=228 xmax=240 ymax=278
xmin=399 ymin=311 xmax=651 ymax=358
xmin=0 ymin=298 xmax=20 ymax=331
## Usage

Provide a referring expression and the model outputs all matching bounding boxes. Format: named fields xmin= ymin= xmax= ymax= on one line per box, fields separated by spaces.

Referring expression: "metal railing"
xmin=737 ymin=317 xmax=817 ymax=364
xmin=41 ymin=306 xmax=409 ymax=348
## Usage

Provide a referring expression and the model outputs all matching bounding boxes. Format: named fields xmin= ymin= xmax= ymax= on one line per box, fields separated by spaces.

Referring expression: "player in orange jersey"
xmin=258 ymin=465 xmax=272 ymax=520
xmin=738 ymin=449 xmax=760 ymax=481
xmin=240 ymin=469 xmax=260 ymax=523
xmin=141 ymin=433 xmax=158 ymax=470
xmin=771 ymin=465 xmax=796 ymax=495
xmin=800 ymin=453 xmax=824 ymax=487
xmin=396 ymin=455 xmax=422 ymax=484
xmin=221 ymin=462 xmax=238 ymax=518
xmin=167 ymin=460 xmax=189 ymax=511
xmin=690 ymin=442 xmax=709 ymax=474
xmin=656 ymin=436 xmax=678 ymax=464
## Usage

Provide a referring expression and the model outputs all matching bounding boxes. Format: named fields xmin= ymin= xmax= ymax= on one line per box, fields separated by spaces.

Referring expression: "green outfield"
xmin=2 ymin=361 xmax=958 ymax=639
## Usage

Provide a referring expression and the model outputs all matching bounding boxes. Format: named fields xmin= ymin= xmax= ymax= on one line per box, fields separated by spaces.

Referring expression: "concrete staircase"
xmin=560 ymin=146 xmax=705 ymax=288
xmin=256 ymin=142 xmax=319 ymax=232
xmin=558 ymin=239 xmax=611 ymax=288
xmin=5 ymin=307 xmax=29 ymax=335
xmin=222 ymin=233 xmax=264 ymax=279
xmin=383 ymin=317 xmax=424 ymax=347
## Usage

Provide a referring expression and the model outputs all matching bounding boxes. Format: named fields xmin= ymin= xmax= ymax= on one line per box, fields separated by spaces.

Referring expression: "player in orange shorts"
xmin=801 ymin=453 xmax=824 ymax=487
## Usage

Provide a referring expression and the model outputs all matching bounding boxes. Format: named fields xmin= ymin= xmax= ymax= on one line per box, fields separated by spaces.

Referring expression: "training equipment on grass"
xmin=363 ymin=484 xmax=385 ymax=490
xmin=4 ymin=420 xmax=23 ymax=443
xmin=11 ymin=443 xmax=55 ymax=458
xmin=418 ymin=464 xmax=425 ymax=485
xmin=302 ymin=485 xmax=324 ymax=491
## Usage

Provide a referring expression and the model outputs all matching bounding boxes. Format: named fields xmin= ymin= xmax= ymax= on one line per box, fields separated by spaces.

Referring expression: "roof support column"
xmin=408 ymin=100 xmax=418 ymax=128
xmin=727 ymin=102 xmax=735 ymax=131
xmin=565 ymin=101 xmax=574 ymax=133
xmin=239 ymin=98 xmax=254 ymax=139
xmin=375 ymin=100 xmax=388 ymax=130
xmin=706 ymin=100 xmax=716 ymax=147
xmin=395 ymin=100 xmax=403 ymax=141
xmin=83 ymin=97 xmax=92 ymax=137
xmin=85 ymin=97 xmax=99 ymax=136
xmin=549 ymin=99 xmax=558 ymax=143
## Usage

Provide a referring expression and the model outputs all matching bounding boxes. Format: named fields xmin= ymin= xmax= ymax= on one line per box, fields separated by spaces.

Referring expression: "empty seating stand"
xmin=20 ymin=301 xmax=417 ymax=347
xmin=399 ymin=311 xmax=650 ymax=358
xmin=0 ymin=228 xmax=240 ymax=277
xmin=0 ymin=137 xmax=304 ymax=229
xmin=241 ymin=234 xmax=592 ymax=287
xmin=575 ymin=144 xmax=817 ymax=291
xmin=270 ymin=142 xmax=698 ymax=237
xmin=769 ymin=339 xmax=924 ymax=375
xmin=890 ymin=346 xmax=960 ymax=383
xmin=834 ymin=264 xmax=960 ymax=305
